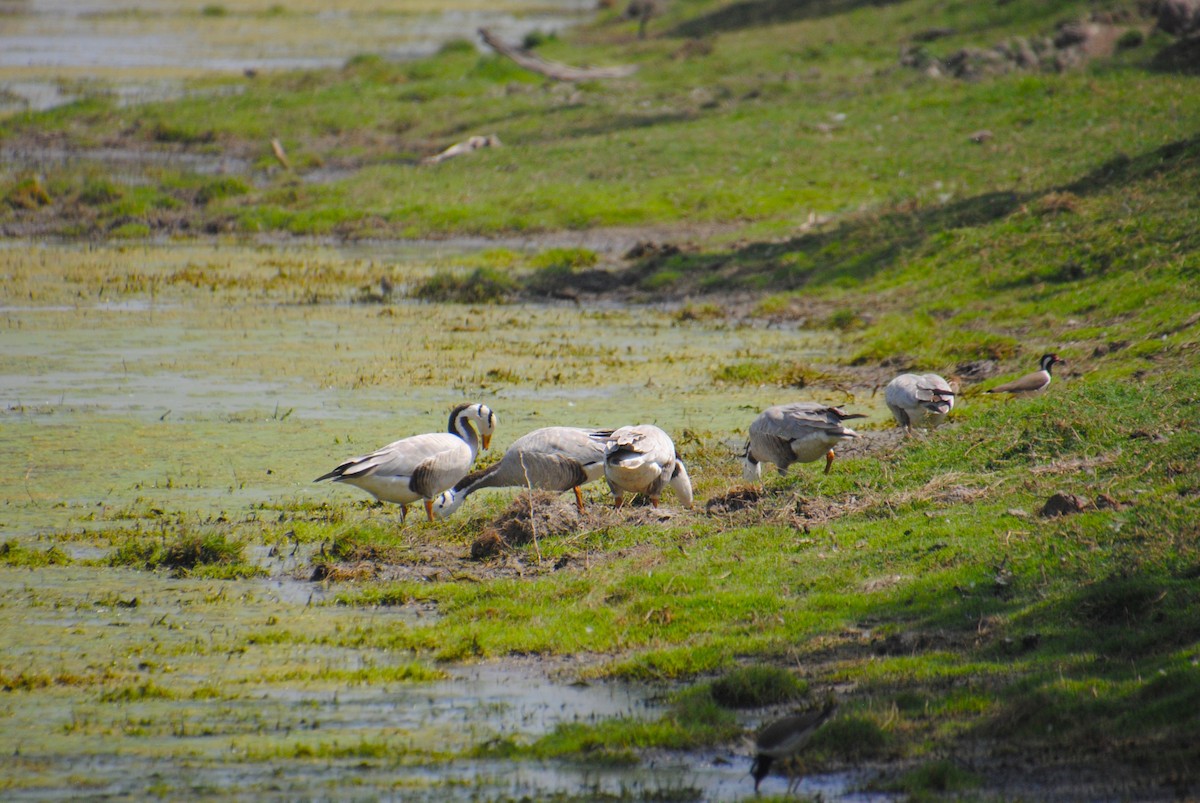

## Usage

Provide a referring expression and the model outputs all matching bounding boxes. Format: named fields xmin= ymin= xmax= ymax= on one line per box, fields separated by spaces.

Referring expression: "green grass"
xmin=4 ymin=1 xmax=1198 ymax=242
xmin=108 ymin=529 xmax=265 ymax=578
xmin=0 ymin=540 xmax=73 ymax=568
xmin=1 ymin=0 xmax=1199 ymax=794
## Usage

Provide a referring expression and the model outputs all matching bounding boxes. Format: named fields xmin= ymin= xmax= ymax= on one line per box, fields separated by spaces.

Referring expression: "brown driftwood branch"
xmin=478 ymin=28 xmax=637 ymax=81
xmin=270 ymin=138 xmax=291 ymax=170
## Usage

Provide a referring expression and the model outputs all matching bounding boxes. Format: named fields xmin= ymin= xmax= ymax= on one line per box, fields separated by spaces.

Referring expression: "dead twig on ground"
xmin=478 ymin=28 xmax=637 ymax=81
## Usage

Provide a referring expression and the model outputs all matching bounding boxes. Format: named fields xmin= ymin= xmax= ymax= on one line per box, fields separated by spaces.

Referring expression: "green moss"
xmin=99 ymin=682 xmax=174 ymax=702
xmin=0 ymin=540 xmax=73 ymax=567
xmin=412 ymin=267 xmax=518 ymax=304
xmin=108 ymin=530 xmax=256 ymax=577
xmin=813 ymin=715 xmax=888 ymax=761
xmin=77 ymin=177 xmax=123 ymax=206
xmin=109 ymin=222 xmax=152 ymax=239
xmin=195 ymin=176 xmax=250 ymax=205
xmin=892 ymin=760 xmax=981 ymax=795
xmin=711 ymin=360 xmax=831 ymax=388
xmin=709 ymin=666 xmax=808 ymax=708
xmin=5 ymin=175 xmax=52 ymax=209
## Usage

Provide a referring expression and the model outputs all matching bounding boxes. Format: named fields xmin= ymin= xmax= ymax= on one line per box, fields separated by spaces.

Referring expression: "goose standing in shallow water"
xmin=986 ymin=353 xmax=1064 ymax=396
xmin=600 ymin=425 xmax=693 ymax=509
xmin=434 ymin=426 xmax=612 ymax=517
xmin=885 ymin=372 xmax=956 ymax=432
xmin=743 ymin=402 xmax=864 ymax=483
xmin=313 ymin=403 xmax=497 ymax=523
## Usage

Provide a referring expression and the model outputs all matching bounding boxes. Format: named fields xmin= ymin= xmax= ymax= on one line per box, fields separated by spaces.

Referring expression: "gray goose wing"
xmin=408 ymin=439 xmax=472 ymax=498
xmin=315 ymin=433 xmax=450 ymax=482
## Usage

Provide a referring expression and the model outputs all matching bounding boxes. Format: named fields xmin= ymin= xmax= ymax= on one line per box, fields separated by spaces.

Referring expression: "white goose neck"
xmin=452 ymin=410 xmax=481 ymax=458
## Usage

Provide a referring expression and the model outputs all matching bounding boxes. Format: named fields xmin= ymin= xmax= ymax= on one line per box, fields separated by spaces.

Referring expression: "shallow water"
xmin=0 ymin=566 xmax=892 ymax=801
xmin=0 ymin=0 xmax=595 ymax=112
xmin=0 ymin=241 xmax=889 ymax=799
xmin=0 ymin=241 xmax=869 ymax=536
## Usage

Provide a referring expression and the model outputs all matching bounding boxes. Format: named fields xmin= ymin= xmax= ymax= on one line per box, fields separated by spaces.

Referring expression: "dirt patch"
xmin=310 ymin=560 xmax=377 ymax=582
xmin=302 ymin=492 xmax=692 ymax=583
xmin=1040 ymin=491 xmax=1092 ymax=517
xmin=836 ymin=426 xmax=907 ymax=460
xmin=704 ymin=486 xmax=763 ymax=516
xmin=471 ymin=491 xmax=584 ymax=557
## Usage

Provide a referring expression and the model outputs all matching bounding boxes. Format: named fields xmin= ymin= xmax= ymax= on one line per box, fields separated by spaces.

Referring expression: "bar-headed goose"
xmin=750 ymin=700 xmax=838 ymax=793
xmin=885 ymin=373 xmax=956 ymax=431
xmin=600 ymin=425 xmax=693 ymax=509
xmin=434 ymin=426 xmax=612 ymax=517
xmin=986 ymin=353 xmax=1064 ymax=396
xmin=743 ymin=402 xmax=864 ymax=483
xmin=314 ymin=402 xmax=497 ymax=523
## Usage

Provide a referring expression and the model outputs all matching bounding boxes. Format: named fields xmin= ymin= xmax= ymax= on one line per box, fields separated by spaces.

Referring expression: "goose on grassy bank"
xmin=314 ymin=403 xmax=496 ymax=523
xmin=885 ymin=372 xmax=956 ymax=432
xmin=599 ymin=425 xmax=693 ymax=509
xmin=434 ymin=425 xmax=611 ymax=516
xmin=742 ymin=403 xmax=864 ymax=483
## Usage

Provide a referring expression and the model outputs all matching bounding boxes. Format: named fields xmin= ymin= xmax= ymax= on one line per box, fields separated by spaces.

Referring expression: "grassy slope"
xmin=4 ymin=0 xmax=1200 ymax=795
xmin=3 ymin=0 xmax=1199 ymax=239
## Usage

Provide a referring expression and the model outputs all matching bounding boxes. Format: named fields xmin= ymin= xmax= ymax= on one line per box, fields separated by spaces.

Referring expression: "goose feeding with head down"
xmin=314 ymin=402 xmax=497 ymax=523
xmin=986 ymin=353 xmax=1064 ymax=396
xmin=600 ymin=425 xmax=693 ymax=509
xmin=434 ymin=426 xmax=612 ymax=517
xmin=742 ymin=402 xmax=864 ymax=483
xmin=884 ymin=372 xmax=956 ymax=432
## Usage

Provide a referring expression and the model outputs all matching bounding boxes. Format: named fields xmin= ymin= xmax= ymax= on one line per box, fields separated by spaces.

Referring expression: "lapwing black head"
xmin=986 ymin=353 xmax=1065 ymax=396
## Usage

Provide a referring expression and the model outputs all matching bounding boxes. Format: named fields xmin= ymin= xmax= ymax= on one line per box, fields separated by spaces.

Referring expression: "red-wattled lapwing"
xmin=986 ymin=353 xmax=1064 ymax=396
xmin=750 ymin=699 xmax=838 ymax=794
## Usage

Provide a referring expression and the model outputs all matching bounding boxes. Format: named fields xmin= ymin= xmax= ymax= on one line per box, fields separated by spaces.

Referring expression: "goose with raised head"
xmin=434 ymin=426 xmax=612 ymax=517
xmin=885 ymin=372 xmax=956 ymax=432
xmin=750 ymin=699 xmax=838 ymax=794
xmin=986 ymin=353 xmax=1064 ymax=396
xmin=314 ymin=403 xmax=497 ymax=523
xmin=742 ymin=403 xmax=864 ymax=483
xmin=600 ymin=425 xmax=693 ymax=509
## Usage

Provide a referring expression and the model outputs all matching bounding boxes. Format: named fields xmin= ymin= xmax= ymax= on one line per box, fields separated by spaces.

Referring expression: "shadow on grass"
xmin=562 ymin=111 xmax=699 ymax=140
xmin=1147 ymin=35 xmax=1200 ymax=76
xmin=670 ymin=0 xmax=907 ymax=38
xmin=623 ymin=188 xmax=1027 ymax=294
xmin=595 ymin=132 xmax=1200 ymax=297
xmin=1063 ymin=131 xmax=1200 ymax=196
xmin=843 ymin=557 xmax=1200 ymax=773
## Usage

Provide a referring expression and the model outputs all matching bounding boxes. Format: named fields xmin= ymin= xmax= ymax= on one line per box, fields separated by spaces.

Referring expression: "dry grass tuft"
xmin=471 ymin=491 xmax=584 ymax=558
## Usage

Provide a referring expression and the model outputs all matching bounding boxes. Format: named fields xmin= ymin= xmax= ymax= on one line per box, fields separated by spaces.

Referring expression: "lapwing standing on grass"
xmin=750 ymin=699 xmax=838 ymax=794
xmin=597 ymin=424 xmax=694 ymax=509
xmin=986 ymin=353 xmax=1064 ymax=396
xmin=885 ymin=372 xmax=956 ymax=432
xmin=434 ymin=426 xmax=612 ymax=517
xmin=314 ymin=403 xmax=496 ymax=524
xmin=742 ymin=403 xmax=864 ymax=483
